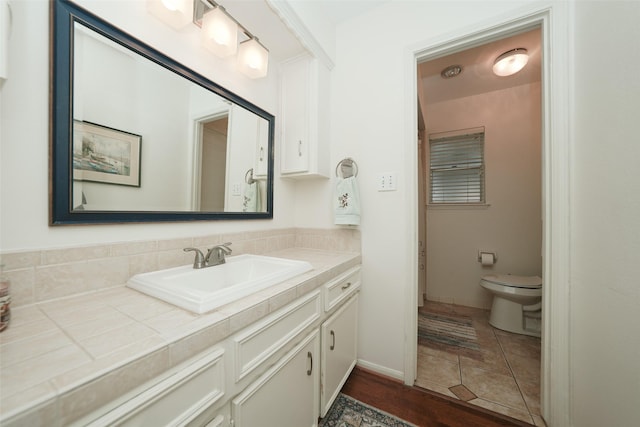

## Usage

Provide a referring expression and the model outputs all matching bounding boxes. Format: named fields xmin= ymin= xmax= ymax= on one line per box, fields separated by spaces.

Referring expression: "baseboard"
xmin=356 ymin=359 xmax=404 ymax=381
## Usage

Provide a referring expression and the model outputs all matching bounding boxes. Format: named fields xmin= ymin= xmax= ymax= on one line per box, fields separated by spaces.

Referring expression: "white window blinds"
xmin=429 ymin=130 xmax=485 ymax=204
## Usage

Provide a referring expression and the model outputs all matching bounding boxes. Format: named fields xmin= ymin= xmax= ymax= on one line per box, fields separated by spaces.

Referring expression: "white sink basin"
xmin=127 ymin=254 xmax=313 ymax=314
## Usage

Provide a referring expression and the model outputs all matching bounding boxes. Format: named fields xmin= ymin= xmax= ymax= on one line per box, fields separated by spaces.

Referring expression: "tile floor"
xmin=415 ymin=301 xmax=544 ymax=426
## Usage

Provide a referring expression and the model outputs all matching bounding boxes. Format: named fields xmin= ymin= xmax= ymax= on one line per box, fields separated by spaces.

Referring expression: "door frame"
xmin=403 ymin=3 xmax=572 ymax=426
xmin=189 ymin=107 xmax=231 ymax=210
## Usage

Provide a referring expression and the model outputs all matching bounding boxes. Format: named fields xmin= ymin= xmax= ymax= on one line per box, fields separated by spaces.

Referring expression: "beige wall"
xmin=424 ymin=82 xmax=542 ymax=308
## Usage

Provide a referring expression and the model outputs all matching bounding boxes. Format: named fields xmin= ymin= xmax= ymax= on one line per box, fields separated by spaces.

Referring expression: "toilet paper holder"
xmin=477 ymin=250 xmax=497 ymax=263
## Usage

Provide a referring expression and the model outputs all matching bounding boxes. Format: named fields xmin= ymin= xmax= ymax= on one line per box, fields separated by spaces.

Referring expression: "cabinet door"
xmin=232 ymin=330 xmax=320 ymax=427
xmin=281 ymin=57 xmax=310 ymax=174
xmin=320 ymin=295 xmax=359 ymax=417
xmin=254 ymin=118 xmax=269 ymax=178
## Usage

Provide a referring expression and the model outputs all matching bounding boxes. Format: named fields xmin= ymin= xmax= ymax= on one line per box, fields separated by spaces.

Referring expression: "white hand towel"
xmin=243 ymin=182 xmax=260 ymax=212
xmin=334 ymin=176 xmax=361 ymax=225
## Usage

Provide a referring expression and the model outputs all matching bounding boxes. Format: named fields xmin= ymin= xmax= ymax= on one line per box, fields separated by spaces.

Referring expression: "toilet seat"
xmin=482 ymin=274 xmax=541 ymax=289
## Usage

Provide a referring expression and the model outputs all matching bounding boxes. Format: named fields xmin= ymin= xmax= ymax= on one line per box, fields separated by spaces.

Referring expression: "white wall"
xmin=316 ymin=0 xmax=538 ymax=377
xmin=571 ymin=1 xmax=640 ymax=426
xmin=283 ymin=0 xmax=336 ymax=64
xmin=425 ymin=83 xmax=542 ymax=309
xmin=0 ymin=0 xmax=295 ymax=252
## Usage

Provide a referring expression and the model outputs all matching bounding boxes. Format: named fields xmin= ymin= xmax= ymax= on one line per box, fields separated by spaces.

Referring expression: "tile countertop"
xmin=0 ymin=248 xmax=361 ymax=426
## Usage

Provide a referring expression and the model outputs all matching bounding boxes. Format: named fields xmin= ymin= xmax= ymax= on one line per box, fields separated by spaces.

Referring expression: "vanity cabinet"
xmin=320 ymin=267 xmax=361 ymax=416
xmin=83 ymin=348 xmax=226 ymax=427
xmin=280 ymin=54 xmax=330 ymax=179
xmin=320 ymin=295 xmax=359 ymax=417
xmin=231 ymin=330 xmax=320 ymax=427
xmin=69 ymin=267 xmax=360 ymax=427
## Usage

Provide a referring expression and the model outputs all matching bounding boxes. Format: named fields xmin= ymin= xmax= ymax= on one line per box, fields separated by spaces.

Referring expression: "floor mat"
xmin=417 ymin=311 xmax=480 ymax=351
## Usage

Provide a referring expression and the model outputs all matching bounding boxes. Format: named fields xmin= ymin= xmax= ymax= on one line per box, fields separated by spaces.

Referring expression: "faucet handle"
xmin=205 ymin=242 xmax=233 ymax=266
xmin=184 ymin=247 xmax=205 ymax=269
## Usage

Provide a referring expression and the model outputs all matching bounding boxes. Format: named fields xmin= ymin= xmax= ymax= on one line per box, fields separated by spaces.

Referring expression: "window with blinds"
xmin=429 ymin=129 xmax=485 ymax=204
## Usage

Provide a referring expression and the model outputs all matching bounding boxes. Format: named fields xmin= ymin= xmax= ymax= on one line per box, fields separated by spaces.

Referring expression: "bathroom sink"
xmin=127 ymin=254 xmax=313 ymax=314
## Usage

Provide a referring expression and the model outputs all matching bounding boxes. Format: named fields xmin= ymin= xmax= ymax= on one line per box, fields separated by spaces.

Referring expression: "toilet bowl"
xmin=480 ymin=274 xmax=542 ymax=337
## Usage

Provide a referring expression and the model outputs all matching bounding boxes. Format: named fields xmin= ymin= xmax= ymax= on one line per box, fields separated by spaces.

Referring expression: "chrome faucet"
xmin=205 ymin=242 xmax=233 ymax=267
xmin=183 ymin=247 xmax=206 ymax=269
xmin=183 ymin=242 xmax=233 ymax=269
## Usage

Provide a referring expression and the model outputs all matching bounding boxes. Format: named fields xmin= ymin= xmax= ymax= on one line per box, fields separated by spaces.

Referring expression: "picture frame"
xmin=72 ymin=121 xmax=141 ymax=187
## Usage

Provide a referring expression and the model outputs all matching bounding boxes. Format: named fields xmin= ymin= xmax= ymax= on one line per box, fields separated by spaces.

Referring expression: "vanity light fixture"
xmin=148 ymin=0 xmax=270 ymax=78
xmin=237 ymin=38 xmax=269 ymax=79
xmin=147 ymin=0 xmax=194 ymax=29
xmin=200 ymin=5 xmax=238 ymax=58
xmin=492 ymin=48 xmax=529 ymax=77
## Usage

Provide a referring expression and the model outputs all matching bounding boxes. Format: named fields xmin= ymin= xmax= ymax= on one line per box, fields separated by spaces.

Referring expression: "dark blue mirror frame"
xmin=50 ymin=0 xmax=274 ymax=225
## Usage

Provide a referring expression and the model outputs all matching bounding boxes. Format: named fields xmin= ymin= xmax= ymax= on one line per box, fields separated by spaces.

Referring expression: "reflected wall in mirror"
xmin=51 ymin=0 xmax=274 ymax=224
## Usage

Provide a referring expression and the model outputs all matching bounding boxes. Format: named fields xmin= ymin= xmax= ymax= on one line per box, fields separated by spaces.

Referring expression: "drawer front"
xmin=90 ymin=348 xmax=225 ymax=427
xmin=324 ymin=266 xmax=361 ymax=311
xmin=232 ymin=290 xmax=321 ymax=382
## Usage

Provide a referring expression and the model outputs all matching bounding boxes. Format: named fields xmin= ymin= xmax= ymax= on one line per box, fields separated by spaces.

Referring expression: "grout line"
xmin=494 ymin=328 xmax=536 ymax=421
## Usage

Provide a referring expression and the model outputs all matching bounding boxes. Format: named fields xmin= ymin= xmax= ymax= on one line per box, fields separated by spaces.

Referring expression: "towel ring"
xmin=335 ymin=158 xmax=358 ymax=178
xmin=245 ymin=168 xmax=255 ymax=184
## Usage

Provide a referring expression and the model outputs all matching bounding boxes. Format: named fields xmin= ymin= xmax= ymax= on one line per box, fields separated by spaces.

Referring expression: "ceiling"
xmin=215 ymin=0 xmax=390 ymax=61
xmin=213 ymin=1 xmax=540 ymax=104
xmin=319 ymin=0 xmax=389 ymax=24
xmin=418 ymin=28 xmax=542 ymax=105
xmin=216 ymin=0 xmax=306 ymax=61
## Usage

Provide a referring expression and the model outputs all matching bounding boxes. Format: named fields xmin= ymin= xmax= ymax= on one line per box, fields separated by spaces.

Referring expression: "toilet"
xmin=480 ymin=274 xmax=542 ymax=337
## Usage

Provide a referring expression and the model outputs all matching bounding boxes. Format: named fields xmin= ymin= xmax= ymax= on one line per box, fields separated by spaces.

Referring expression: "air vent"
xmin=441 ymin=65 xmax=463 ymax=79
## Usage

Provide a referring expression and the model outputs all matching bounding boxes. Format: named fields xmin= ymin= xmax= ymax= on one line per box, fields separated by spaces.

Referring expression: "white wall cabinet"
xmin=254 ymin=118 xmax=269 ymax=178
xmin=231 ymin=330 xmax=320 ymax=427
xmin=280 ymin=54 xmax=330 ymax=179
xmin=320 ymin=295 xmax=359 ymax=417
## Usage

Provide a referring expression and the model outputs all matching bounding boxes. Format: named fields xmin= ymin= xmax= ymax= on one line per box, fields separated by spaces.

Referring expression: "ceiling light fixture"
xmin=147 ymin=0 xmax=269 ymax=79
xmin=441 ymin=65 xmax=463 ymax=79
xmin=492 ymin=48 xmax=529 ymax=77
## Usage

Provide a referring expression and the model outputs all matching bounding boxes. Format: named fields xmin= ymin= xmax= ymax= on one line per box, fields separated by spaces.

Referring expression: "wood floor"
xmin=340 ymin=366 xmax=534 ymax=427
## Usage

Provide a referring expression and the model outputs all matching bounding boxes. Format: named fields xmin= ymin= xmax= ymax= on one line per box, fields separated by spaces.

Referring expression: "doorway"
xmin=404 ymin=5 xmax=573 ymax=426
xmin=191 ymin=110 xmax=230 ymax=211
xmin=415 ymin=27 xmax=543 ymax=424
xmin=199 ymin=116 xmax=229 ymax=211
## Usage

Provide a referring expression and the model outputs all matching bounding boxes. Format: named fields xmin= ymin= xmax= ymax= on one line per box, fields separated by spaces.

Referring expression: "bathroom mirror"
xmin=50 ymin=0 xmax=274 ymax=224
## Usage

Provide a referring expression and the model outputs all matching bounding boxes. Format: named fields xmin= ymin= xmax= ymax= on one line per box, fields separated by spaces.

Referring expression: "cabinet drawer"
xmin=232 ymin=290 xmax=321 ymax=382
xmin=89 ymin=348 xmax=225 ymax=427
xmin=323 ymin=266 xmax=361 ymax=312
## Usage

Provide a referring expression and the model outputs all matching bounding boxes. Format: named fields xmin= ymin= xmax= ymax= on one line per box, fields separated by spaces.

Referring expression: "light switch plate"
xmin=377 ymin=173 xmax=397 ymax=191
